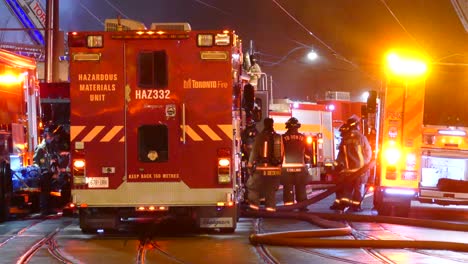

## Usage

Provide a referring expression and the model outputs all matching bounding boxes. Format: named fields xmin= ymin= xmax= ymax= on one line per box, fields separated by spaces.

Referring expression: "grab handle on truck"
xmin=182 ymin=103 xmax=186 ymax=144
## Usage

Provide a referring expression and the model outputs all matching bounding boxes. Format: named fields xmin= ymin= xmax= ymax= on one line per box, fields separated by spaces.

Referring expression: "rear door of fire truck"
xmin=124 ymin=41 xmax=182 ymax=194
xmin=374 ymin=79 xmax=425 ymax=216
xmin=123 ymin=28 xmax=239 ymax=232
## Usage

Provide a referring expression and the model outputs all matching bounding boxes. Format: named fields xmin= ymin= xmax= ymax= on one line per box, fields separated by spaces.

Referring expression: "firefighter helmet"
xmin=339 ymin=123 xmax=350 ymax=136
xmin=43 ymin=123 xmax=57 ymax=136
xmin=250 ymin=54 xmax=257 ymax=63
xmin=264 ymin=117 xmax=274 ymax=129
xmin=246 ymin=118 xmax=256 ymax=127
xmin=285 ymin=117 xmax=301 ymax=129
xmin=346 ymin=115 xmax=360 ymax=130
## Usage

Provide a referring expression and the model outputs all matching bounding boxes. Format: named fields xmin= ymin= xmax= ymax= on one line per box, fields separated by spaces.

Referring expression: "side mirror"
xmin=367 ymin=90 xmax=377 ymax=113
xmin=242 ymin=84 xmax=255 ymax=113
xmin=252 ymin=98 xmax=262 ymax=122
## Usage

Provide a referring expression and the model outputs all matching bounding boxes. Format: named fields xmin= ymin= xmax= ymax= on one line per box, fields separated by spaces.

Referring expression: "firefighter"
xmin=246 ymin=118 xmax=282 ymax=211
xmin=33 ymin=125 xmax=59 ymax=215
xmin=330 ymin=115 xmax=372 ymax=212
xmin=247 ymin=55 xmax=262 ymax=89
xmin=241 ymin=119 xmax=258 ymax=162
xmin=241 ymin=119 xmax=258 ymax=183
xmin=281 ymin=117 xmax=310 ymax=210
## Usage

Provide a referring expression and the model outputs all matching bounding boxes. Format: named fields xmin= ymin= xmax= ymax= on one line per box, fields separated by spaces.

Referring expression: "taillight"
xmin=73 ymin=159 xmax=85 ymax=169
xmin=383 ymin=141 xmax=401 ymax=166
xmin=217 ymin=158 xmax=231 ymax=184
xmin=306 ymin=135 xmax=318 ymax=167
xmin=73 ymin=159 xmax=86 ymax=185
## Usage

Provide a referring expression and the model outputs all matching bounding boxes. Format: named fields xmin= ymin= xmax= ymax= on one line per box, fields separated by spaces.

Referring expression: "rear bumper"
xmin=418 ymin=188 xmax=468 ymax=205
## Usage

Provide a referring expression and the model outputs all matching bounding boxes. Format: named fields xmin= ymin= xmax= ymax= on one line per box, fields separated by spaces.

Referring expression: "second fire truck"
xmin=0 ymin=48 xmax=40 ymax=221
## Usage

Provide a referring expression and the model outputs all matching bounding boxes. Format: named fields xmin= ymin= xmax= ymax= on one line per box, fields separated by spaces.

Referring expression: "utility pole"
xmin=45 ymin=0 xmax=60 ymax=82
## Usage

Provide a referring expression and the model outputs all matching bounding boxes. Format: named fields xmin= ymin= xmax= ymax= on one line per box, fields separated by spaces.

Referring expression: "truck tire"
xmin=0 ymin=161 xmax=11 ymax=222
xmin=394 ymin=200 xmax=411 ymax=217
xmin=376 ymin=202 xmax=392 ymax=216
xmin=376 ymin=200 xmax=411 ymax=217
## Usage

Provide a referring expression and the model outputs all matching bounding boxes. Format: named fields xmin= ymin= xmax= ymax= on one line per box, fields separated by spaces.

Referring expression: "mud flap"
xmin=374 ymin=188 xmax=411 ymax=217
xmin=195 ymin=206 xmax=238 ymax=233
xmin=79 ymin=208 xmax=120 ymax=232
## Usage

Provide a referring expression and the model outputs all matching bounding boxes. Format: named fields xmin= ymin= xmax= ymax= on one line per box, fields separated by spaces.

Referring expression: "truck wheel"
xmin=0 ymin=161 xmax=11 ymax=222
xmin=394 ymin=200 xmax=411 ymax=217
xmin=376 ymin=202 xmax=392 ymax=216
xmin=0 ymin=192 xmax=8 ymax=222
xmin=28 ymin=192 xmax=40 ymax=213
xmin=377 ymin=201 xmax=410 ymax=217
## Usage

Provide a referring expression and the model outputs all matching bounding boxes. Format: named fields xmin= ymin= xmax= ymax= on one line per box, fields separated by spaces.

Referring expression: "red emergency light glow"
xmin=136 ymin=206 xmax=168 ymax=211
xmin=0 ymin=73 xmax=23 ymax=84
xmin=217 ymin=201 xmax=234 ymax=207
xmin=73 ymin=159 xmax=85 ymax=169
xmin=218 ymin=158 xmax=230 ymax=167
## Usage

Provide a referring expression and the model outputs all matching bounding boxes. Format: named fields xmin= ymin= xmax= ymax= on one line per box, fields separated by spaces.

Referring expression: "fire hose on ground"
xmin=240 ymin=161 xmax=468 ymax=252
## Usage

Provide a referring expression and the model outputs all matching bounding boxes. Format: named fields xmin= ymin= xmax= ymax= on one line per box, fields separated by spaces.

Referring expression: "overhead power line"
xmin=104 ymin=0 xmax=129 ymax=19
xmin=79 ymin=1 xmax=104 ymax=26
xmin=192 ymin=0 xmax=234 ymax=17
xmin=270 ymin=0 xmax=360 ymax=69
xmin=270 ymin=0 xmax=379 ymax=82
xmin=378 ymin=0 xmax=430 ymax=58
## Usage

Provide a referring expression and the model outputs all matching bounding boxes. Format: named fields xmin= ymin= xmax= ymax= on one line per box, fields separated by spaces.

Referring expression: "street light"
xmin=266 ymin=46 xmax=319 ymax=67
xmin=307 ymin=50 xmax=318 ymax=61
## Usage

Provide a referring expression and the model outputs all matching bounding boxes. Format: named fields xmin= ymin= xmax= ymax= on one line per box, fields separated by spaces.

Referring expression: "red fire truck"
xmin=269 ymin=100 xmax=334 ymax=181
xmin=317 ymin=92 xmax=367 ymax=154
xmin=0 ymin=48 xmax=40 ymax=221
xmin=68 ymin=19 xmax=252 ymax=233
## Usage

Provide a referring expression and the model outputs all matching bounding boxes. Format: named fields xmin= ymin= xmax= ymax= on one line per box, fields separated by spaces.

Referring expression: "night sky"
xmin=1 ymin=0 xmax=466 ymax=101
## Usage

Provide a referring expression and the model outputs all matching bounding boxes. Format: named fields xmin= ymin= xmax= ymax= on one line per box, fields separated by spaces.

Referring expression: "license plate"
xmin=286 ymin=168 xmax=303 ymax=172
xmin=87 ymin=177 xmax=109 ymax=188
xmin=261 ymin=170 xmax=281 ymax=176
